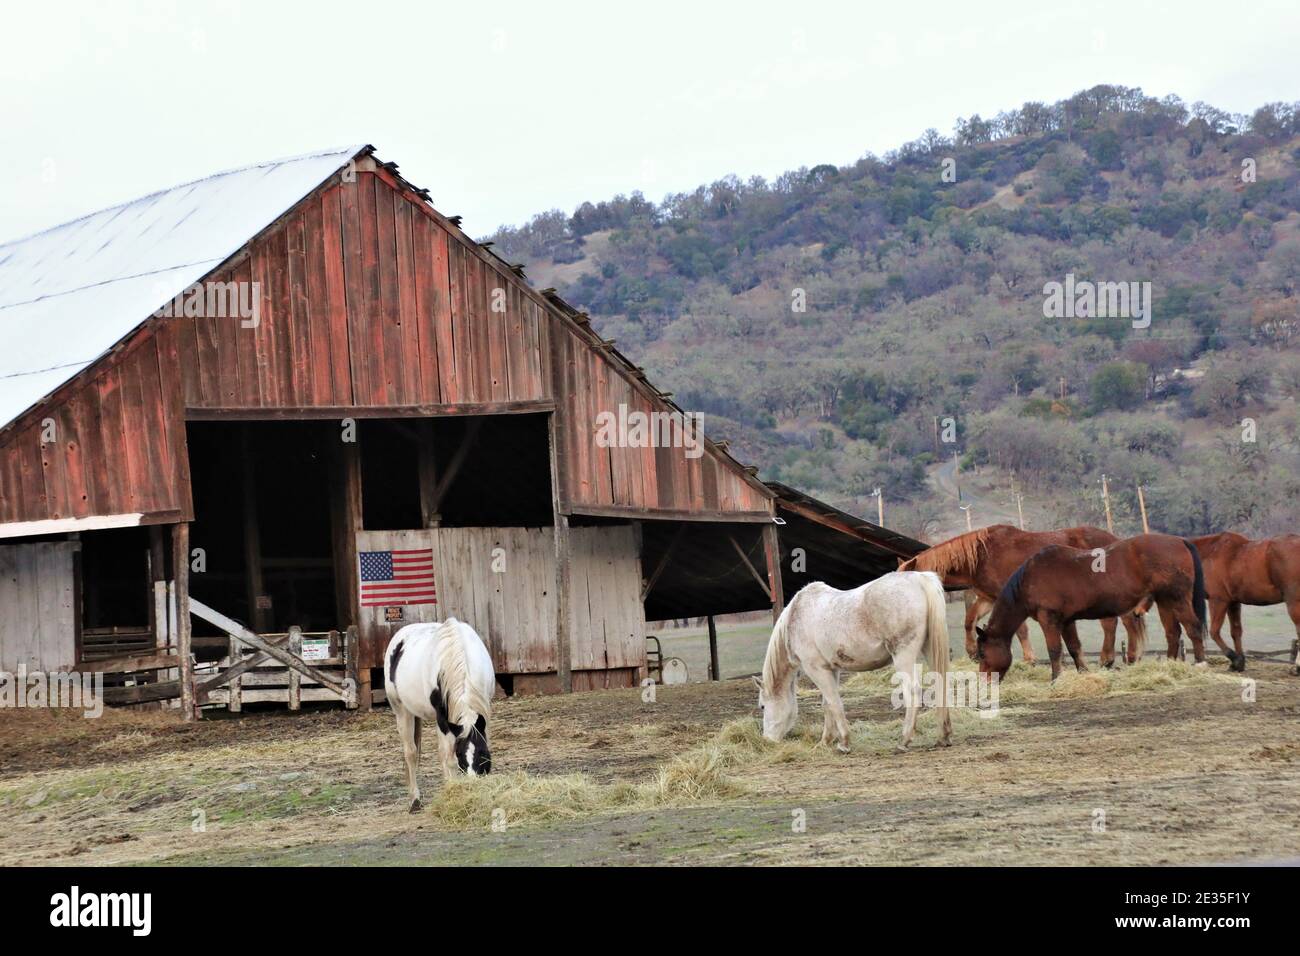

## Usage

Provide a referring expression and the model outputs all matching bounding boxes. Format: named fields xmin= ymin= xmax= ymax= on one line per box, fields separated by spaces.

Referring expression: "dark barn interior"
xmin=181 ymin=413 xmax=556 ymax=644
xmin=639 ymin=484 xmax=922 ymax=623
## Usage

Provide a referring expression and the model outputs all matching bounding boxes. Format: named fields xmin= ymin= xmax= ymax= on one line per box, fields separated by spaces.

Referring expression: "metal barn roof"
xmin=0 ymin=145 xmax=366 ymax=430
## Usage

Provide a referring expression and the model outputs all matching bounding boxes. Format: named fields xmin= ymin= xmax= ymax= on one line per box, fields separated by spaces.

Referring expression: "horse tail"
xmin=1126 ymin=608 xmax=1148 ymax=659
xmin=919 ymin=571 xmax=952 ymax=744
xmin=1183 ymin=539 xmax=1208 ymax=631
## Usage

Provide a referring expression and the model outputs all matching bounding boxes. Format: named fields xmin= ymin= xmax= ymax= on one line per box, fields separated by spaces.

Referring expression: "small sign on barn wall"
xmin=301 ymin=637 xmax=331 ymax=662
xmin=385 ymin=607 xmax=404 ymax=623
xmin=358 ymin=548 xmax=437 ymax=607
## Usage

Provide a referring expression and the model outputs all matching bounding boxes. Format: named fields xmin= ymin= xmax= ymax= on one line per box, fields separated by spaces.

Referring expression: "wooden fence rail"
xmin=187 ymin=598 xmax=358 ymax=708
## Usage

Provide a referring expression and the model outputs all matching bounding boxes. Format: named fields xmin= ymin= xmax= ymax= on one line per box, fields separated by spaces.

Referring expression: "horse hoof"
xmin=1232 ymin=654 xmax=1247 ymax=672
xmin=893 ymin=745 xmax=908 ymax=754
xmin=1101 ymin=660 xmax=1115 ymax=670
xmin=408 ymin=798 xmax=423 ymax=814
xmin=836 ymin=743 xmax=852 ymax=754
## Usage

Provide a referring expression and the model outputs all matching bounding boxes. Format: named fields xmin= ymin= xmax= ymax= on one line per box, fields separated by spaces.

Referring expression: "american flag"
xmin=358 ymin=548 xmax=437 ymax=607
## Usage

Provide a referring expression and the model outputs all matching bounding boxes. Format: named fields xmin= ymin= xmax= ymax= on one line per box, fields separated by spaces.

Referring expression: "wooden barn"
xmin=0 ymin=145 xmax=923 ymax=715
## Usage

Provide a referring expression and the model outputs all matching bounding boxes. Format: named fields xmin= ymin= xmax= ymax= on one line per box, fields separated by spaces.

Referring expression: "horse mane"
xmin=761 ymin=595 xmax=800 ymax=690
xmin=999 ymin=561 xmax=1028 ymax=606
xmin=435 ymin=618 xmax=491 ymax=733
xmin=903 ymin=527 xmax=991 ymax=577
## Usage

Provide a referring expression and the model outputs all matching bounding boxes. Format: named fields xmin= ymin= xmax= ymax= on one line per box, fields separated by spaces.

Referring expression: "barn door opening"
xmin=185 ymin=421 xmax=338 ymax=645
xmin=358 ymin=413 xmax=553 ymax=530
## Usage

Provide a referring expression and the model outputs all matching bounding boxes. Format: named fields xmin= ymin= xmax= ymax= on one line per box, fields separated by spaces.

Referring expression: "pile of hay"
xmin=839 ymin=655 xmax=1240 ymax=705
xmin=426 ymin=704 xmax=1008 ymax=830
xmin=428 ymin=718 xmax=774 ymax=829
xmin=993 ymin=657 xmax=1240 ymax=703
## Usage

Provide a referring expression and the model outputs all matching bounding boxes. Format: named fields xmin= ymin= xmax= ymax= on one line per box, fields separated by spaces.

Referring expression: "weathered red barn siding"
xmin=551 ymin=324 xmax=771 ymax=518
xmin=178 ymin=173 xmax=550 ymax=411
xmin=0 ymin=160 xmax=769 ymax=529
xmin=0 ymin=328 xmax=190 ymax=526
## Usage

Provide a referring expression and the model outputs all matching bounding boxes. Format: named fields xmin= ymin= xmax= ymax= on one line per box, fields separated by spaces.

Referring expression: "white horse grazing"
xmin=384 ymin=618 xmax=495 ymax=812
xmin=756 ymin=571 xmax=952 ymax=753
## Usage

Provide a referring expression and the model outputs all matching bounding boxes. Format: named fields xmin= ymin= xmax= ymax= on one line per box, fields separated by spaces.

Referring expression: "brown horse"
xmin=900 ymin=524 xmax=1147 ymax=666
xmin=974 ymin=533 xmax=1223 ymax=680
xmin=1182 ymin=532 xmax=1300 ymax=672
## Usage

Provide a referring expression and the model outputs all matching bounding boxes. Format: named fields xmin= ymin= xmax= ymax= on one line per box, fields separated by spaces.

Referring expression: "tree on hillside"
xmin=1089 ymin=362 xmax=1146 ymax=412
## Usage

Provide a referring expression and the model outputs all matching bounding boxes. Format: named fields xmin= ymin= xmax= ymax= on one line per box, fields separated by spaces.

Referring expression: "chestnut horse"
xmin=974 ymin=533 xmax=1219 ymax=680
xmin=1182 ymin=532 xmax=1300 ymax=672
xmin=900 ymin=524 xmax=1146 ymax=666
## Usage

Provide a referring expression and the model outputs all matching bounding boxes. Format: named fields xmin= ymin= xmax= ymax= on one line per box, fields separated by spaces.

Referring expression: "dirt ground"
xmin=0 ymin=657 xmax=1297 ymax=866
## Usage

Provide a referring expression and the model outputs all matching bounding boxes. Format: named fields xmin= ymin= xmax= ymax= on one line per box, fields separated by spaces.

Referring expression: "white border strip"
xmin=0 ymin=512 xmax=147 ymax=540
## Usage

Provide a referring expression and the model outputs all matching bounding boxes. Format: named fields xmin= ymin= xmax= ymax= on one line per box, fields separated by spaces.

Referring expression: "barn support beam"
xmin=707 ymin=614 xmax=720 ymax=681
xmin=762 ymin=524 xmax=785 ymax=624
xmin=184 ymin=400 xmax=555 ymax=421
xmin=417 ymin=419 xmax=440 ymax=528
xmin=728 ymin=533 xmax=772 ymax=600
xmin=547 ymin=410 xmax=573 ymax=693
xmin=148 ymin=525 xmax=165 ymax=607
xmin=148 ymin=525 xmax=174 ymax=689
xmin=329 ymin=432 xmax=367 ymax=709
xmin=554 ymin=513 xmax=573 ymax=693
xmin=172 ymin=522 xmax=195 ymax=721
xmin=241 ymin=425 xmax=272 ymax=632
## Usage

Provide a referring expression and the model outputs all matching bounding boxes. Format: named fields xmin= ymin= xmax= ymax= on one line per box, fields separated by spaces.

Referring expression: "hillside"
xmin=484 ymin=86 xmax=1300 ymax=541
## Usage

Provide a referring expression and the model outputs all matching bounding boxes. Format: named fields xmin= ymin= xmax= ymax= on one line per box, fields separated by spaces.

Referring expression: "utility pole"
xmin=871 ymin=487 xmax=884 ymax=526
xmin=1137 ymin=484 xmax=1150 ymax=534
xmin=1014 ymin=492 xmax=1026 ymax=530
xmin=1100 ymin=473 xmax=1114 ymax=534
xmin=960 ymin=504 xmax=973 ymax=532
xmin=1059 ymin=376 xmax=1066 ymax=401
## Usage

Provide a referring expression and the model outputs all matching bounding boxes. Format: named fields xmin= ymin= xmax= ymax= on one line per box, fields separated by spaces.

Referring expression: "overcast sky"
xmin=1 ymin=0 xmax=1296 ymax=243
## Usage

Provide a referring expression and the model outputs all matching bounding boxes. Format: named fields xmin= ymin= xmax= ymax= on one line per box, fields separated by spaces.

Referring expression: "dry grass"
xmin=413 ymin=658 xmax=1273 ymax=858
xmin=0 ymin=655 xmax=1291 ymax=865
xmin=87 ymin=730 xmax=158 ymax=755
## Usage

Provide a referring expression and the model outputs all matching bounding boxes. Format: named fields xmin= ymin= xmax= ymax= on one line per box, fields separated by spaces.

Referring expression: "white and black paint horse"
xmin=384 ymin=618 xmax=495 ymax=812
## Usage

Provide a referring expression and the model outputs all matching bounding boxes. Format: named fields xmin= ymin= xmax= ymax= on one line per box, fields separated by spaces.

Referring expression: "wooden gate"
xmin=189 ymin=599 xmax=358 ymax=709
